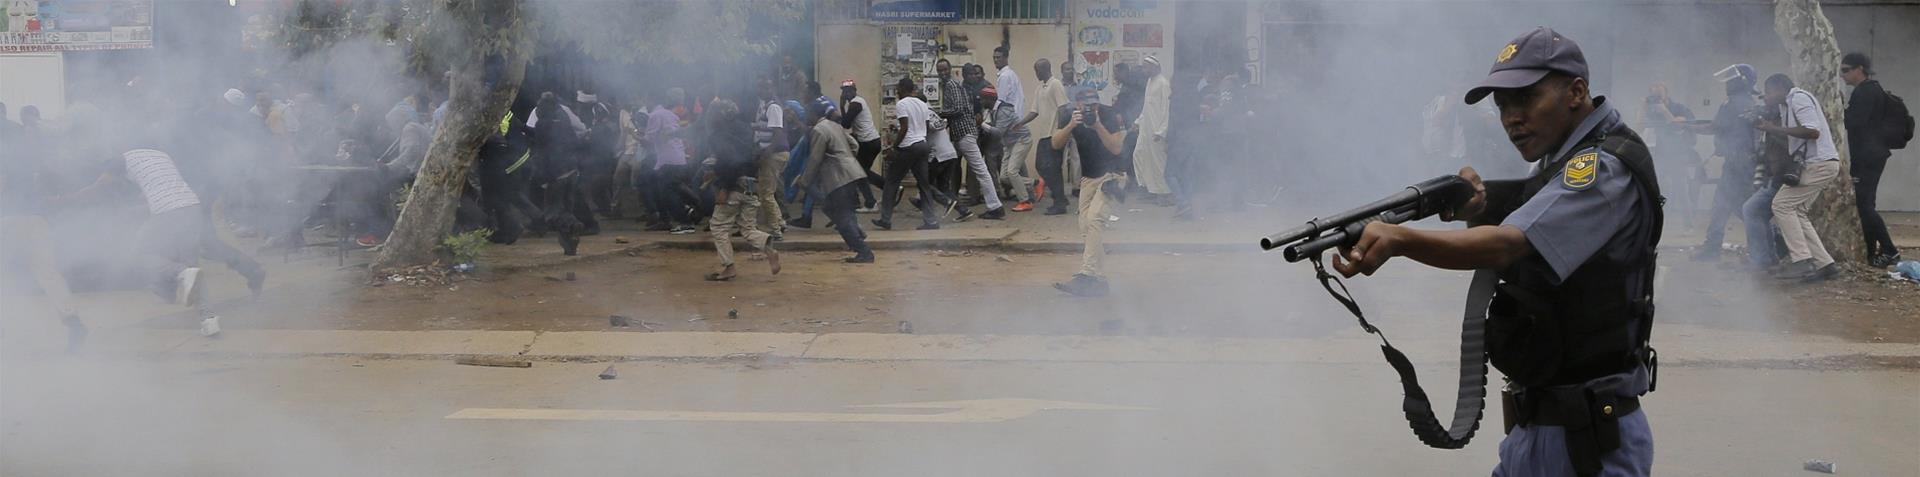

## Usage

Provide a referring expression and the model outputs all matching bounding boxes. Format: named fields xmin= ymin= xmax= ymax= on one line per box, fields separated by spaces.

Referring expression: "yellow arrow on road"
xmin=446 ymin=398 xmax=1152 ymax=424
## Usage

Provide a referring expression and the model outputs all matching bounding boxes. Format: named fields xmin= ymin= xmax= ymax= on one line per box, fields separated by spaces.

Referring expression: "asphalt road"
xmin=3 ymin=354 xmax=1914 ymax=476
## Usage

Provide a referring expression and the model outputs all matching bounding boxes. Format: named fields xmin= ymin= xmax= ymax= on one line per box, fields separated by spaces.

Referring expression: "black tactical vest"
xmin=1485 ymin=120 xmax=1665 ymax=388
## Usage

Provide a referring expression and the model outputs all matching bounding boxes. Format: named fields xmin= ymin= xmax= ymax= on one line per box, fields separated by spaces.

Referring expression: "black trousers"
xmin=1853 ymin=153 xmax=1897 ymax=257
xmin=855 ymin=139 xmax=884 ymax=206
xmin=824 ymin=182 xmax=873 ymax=257
xmin=879 ymin=142 xmax=940 ymax=227
xmin=1037 ymin=137 xmax=1070 ymax=208
xmin=645 ymin=164 xmax=693 ymax=225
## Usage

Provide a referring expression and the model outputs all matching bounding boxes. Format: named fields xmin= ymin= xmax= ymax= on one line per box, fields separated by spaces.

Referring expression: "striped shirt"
xmin=122 ymin=149 xmax=201 ymax=215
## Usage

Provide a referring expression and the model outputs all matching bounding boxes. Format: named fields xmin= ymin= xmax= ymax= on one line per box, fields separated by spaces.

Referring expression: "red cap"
xmin=840 ymin=79 xmax=857 ymax=88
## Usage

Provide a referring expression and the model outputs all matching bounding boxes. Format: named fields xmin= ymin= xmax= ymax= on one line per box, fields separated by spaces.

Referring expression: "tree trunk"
xmin=1773 ymin=0 xmax=1866 ymax=264
xmin=372 ymin=0 xmax=529 ymax=275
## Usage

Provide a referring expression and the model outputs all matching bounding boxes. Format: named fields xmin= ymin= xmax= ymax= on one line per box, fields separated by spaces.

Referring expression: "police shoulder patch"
xmin=1562 ymin=152 xmax=1600 ymax=191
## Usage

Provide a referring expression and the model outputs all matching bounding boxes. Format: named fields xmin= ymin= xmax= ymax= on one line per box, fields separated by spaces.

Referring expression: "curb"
xmin=34 ymin=329 xmax=1920 ymax=369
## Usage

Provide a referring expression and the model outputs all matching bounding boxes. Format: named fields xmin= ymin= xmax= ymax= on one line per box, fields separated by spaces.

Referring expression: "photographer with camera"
xmin=1751 ymin=73 xmax=1840 ymax=282
xmin=1050 ymin=87 xmax=1131 ymax=297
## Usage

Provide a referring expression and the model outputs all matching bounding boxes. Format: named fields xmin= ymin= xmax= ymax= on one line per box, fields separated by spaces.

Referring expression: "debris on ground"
xmin=199 ymin=314 xmax=222 ymax=337
xmin=1802 ymin=459 xmax=1835 ymax=474
xmin=544 ymin=275 xmax=565 ymax=282
xmin=598 ymin=365 xmax=618 ymax=380
xmin=898 ymin=321 xmax=914 ymax=334
xmin=451 ymin=263 xmax=475 ymax=273
xmin=688 ymin=315 xmax=706 ymax=322
xmin=379 ymin=264 xmax=452 ymax=286
xmin=609 ymin=315 xmax=631 ymax=327
xmin=455 ymin=357 xmax=532 ymax=368
xmin=613 ymin=236 xmax=631 ymax=244
xmin=996 ymin=254 xmax=1013 ymax=263
xmin=728 ymin=309 xmax=740 ymax=319
xmin=565 ymin=272 xmax=577 ymax=281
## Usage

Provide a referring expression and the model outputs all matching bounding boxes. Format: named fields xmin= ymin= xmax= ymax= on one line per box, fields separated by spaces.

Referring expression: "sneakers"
xmin=980 ymin=207 xmax=1006 ymax=220
xmin=1011 ymin=201 xmax=1034 ymax=212
xmin=1801 ymin=263 xmax=1840 ymax=283
xmin=669 ymin=224 xmax=698 ymax=235
xmin=175 ymin=267 xmax=205 ymax=307
xmin=1045 ymin=205 xmax=1070 ymax=216
xmin=855 ymin=206 xmax=879 ymax=214
xmin=871 ymin=219 xmax=893 ymax=231
xmin=954 ymin=209 xmax=976 ymax=222
xmin=1052 ymin=274 xmax=1110 ymax=297
xmin=787 ymin=217 xmax=813 ymax=229
xmin=844 ymin=254 xmax=876 ymax=264
xmin=355 ymin=234 xmax=383 ymax=248
xmin=1870 ymin=253 xmax=1903 ymax=268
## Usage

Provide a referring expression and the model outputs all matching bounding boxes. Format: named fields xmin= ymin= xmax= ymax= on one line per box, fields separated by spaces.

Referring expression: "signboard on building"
xmin=871 ymin=0 xmax=962 ymax=22
xmin=0 ymin=0 xmax=154 ymax=53
xmin=1072 ymin=0 xmax=1173 ymax=100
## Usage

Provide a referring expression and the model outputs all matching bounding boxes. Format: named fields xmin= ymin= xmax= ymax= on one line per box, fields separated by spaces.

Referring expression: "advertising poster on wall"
xmin=1072 ymin=0 xmax=1172 ymax=100
xmin=1 ymin=0 xmax=154 ymax=53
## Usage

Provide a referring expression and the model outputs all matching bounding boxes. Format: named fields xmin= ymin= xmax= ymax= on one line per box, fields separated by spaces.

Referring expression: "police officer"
xmin=1330 ymin=28 xmax=1661 ymax=476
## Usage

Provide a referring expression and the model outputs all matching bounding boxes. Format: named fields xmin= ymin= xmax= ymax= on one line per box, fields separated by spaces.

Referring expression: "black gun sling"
xmin=1307 ymin=257 xmax=1494 ymax=449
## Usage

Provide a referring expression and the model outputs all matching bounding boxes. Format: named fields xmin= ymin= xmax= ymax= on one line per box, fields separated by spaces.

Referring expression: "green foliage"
xmin=441 ymin=228 xmax=494 ymax=265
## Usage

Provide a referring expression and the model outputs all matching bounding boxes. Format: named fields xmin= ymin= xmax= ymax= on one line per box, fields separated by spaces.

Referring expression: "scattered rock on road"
xmin=1803 ymin=460 xmax=1835 ymax=474
xmin=996 ymin=254 xmax=1013 ymax=263
xmin=609 ymin=315 xmax=631 ymax=327
xmin=898 ymin=321 xmax=914 ymax=334
xmin=598 ymin=365 xmax=619 ymax=380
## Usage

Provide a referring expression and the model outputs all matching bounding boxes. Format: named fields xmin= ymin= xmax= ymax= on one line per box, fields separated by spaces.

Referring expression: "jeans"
xmin=135 ymin=205 xmax=264 ymax=298
xmin=824 ymin=182 xmax=873 ymax=258
xmin=1853 ymin=154 xmax=1897 ymax=258
xmin=1493 ymin=410 xmax=1653 ymax=477
xmin=879 ymin=142 xmax=940 ymax=228
xmin=956 ymin=134 xmax=1002 ymax=211
xmin=1700 ymin=154 xmax=1754 ymax=251
xmin=1742 ymin=184 xmax=1782 ymax=267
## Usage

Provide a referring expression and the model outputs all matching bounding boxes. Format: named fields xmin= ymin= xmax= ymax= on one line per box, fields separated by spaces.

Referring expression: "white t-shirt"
xmin=997 ymin=65 xmax=1026 ymax=120
xmin=1782 ymin=88 xmax=1840 ymax=162
xmin=893 ymin=96 xmax=932 ymax=147
xmin=121 ymin=149 xmax=201 ymax=215
xmin=848 ymin=96 xmax=882 ymax=142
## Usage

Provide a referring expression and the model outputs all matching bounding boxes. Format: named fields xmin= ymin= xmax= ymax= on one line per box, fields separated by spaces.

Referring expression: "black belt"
xmin=1506 ymin=386 xmax=1641 ymax=477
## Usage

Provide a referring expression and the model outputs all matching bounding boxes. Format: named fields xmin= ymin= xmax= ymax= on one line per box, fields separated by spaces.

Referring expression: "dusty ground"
xmin=141 ymin=244 xmax=1920 ymax=343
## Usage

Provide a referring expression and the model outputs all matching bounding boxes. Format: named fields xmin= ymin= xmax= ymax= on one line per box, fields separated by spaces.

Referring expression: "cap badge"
xmin=1496 ymin=44 xmax=1518 ymax=63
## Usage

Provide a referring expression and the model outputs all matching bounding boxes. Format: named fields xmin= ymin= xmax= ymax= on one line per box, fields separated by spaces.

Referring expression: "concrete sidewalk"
xmin=31 ymin=324 xmax=1920 ymax=367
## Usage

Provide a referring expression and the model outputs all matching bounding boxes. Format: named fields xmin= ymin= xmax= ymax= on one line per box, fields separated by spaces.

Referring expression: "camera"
xmin=1077 ymin=103 xmax=1099 ymax=128
xmin=1738 ymin=104 xmax=1773 ymax=125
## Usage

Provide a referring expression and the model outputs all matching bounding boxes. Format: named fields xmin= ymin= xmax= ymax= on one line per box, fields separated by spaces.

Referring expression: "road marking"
xmin=446 ymin=398 xmax=1151 ymax=424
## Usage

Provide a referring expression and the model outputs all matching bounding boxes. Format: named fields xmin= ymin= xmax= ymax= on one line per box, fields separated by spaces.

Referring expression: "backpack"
xmin=1883 ymin=88 xmax=1914 ymax=149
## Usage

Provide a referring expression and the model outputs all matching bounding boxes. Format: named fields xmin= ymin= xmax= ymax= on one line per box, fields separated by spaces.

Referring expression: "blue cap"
xmin=1465 ymin=27 xmax=1589 ymax=105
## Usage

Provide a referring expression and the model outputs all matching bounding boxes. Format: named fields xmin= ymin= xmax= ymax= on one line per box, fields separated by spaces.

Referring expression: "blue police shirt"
xmin=1501 ymin=103 xmax=1642 ymax=285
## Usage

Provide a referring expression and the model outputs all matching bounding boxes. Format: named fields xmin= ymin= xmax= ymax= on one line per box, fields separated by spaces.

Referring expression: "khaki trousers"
xmin=1771 ymin=160 xmax=1839 ymax=267
xmin=1077 ymin=173 xmax=1125 ymax=278
xmin=711 ymin=189 xmax=771 ymax=267
xmin=756 ymin=150 xmax=789 ymax=235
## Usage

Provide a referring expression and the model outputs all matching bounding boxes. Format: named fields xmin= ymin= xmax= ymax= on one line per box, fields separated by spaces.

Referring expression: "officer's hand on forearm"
xmin=1331 ymin=222 xmax=1406 ymax=278
xmin=1442 ymin=166 xmax=1488 ymax=222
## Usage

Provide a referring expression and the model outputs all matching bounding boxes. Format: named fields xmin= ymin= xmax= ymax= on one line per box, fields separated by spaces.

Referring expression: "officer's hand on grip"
xmin=1331 ymin=222 xmax=1410 ymax=278
xmin=1441 ymin=166 xmax=1487 ymax=222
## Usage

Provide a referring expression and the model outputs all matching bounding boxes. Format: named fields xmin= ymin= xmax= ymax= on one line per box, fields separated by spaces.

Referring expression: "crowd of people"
xmin=3 ymin=39 xmax=1906 ymax=351
xmin=1669 ymin=53 xmax=1910 ymax=282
